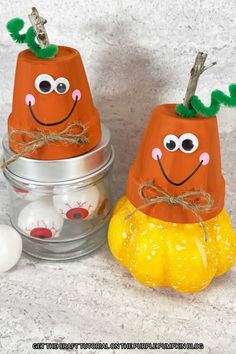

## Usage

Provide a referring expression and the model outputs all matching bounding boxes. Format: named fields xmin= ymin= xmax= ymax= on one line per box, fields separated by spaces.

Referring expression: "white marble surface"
xmin=0 ymin=0 xmax=236 ymax=353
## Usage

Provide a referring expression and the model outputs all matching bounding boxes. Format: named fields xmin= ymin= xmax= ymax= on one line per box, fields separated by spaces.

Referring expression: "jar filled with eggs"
xmin=2 ymin=124 xmax=114 ymax=260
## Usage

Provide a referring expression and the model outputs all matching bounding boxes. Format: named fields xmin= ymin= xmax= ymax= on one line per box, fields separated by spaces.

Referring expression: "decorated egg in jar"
xmin=53 ymin=186 xmax=100 ymax=221
xmin=18 ymin=198 xmax=64 ymax=238
xmin=96 ymin=182 xmax=111 ymax=218
xmin=10 ymin=184 xmax=45 ymax=201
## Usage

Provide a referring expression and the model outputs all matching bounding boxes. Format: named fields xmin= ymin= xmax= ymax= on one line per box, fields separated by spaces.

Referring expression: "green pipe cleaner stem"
xmin=6 ymin=17 xmax=58 ymax=59
xmin=176 ymin=83 xmax=236 ymax=118
xmin=6 ymin=18 xmax=26 ymax=43
xmin=25 ymin=27 xmax=58 ymax=59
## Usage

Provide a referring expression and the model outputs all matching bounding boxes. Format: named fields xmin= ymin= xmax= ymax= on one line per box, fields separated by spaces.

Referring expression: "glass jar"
xmin=2 ymin=124 xmax=114 ymax=261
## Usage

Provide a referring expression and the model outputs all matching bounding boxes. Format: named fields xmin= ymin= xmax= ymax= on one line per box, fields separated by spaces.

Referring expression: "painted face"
xmin=8 ymin=46 xmax=101 ymax=160
xmin=126 ymin=104 xmax=225 ymax=223
xmin=152 ymin=132 xmax=210 ymax=187
xmin=26 ymin=73 xmax=81 ymax=127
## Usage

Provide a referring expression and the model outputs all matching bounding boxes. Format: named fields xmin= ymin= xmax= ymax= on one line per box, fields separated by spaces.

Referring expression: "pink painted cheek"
xmin=25 ymin=94 xmax=35 ymax=106
xmin=72 ymin=89 xmax=81 ymax=101
xmin=152 ymin=148 xmax=162 ymax=160
xmin=200 ymin=152 xmax=210 ymax=165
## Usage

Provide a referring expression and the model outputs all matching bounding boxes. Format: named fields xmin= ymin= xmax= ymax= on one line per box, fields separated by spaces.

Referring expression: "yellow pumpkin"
xmin=108 ymin=196 xmax=236 ymax=293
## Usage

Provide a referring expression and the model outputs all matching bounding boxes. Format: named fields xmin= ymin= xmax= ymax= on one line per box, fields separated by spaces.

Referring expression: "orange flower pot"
xmin=126 ymin=103 xmax=225 ymax=223
xmin=8 ymin=46 xmax=101 ymax=160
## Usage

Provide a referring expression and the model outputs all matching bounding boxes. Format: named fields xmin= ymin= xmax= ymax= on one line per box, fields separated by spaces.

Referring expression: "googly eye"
xmin=35 ymin=74 xmax=54 ymax=94
xmin=54 ymin=77 xmax=70 ymax=94
xmin=179 ymin=133 xmax=199 ymax=154
xmin=163 ymin=134 xmax=179 ymax=152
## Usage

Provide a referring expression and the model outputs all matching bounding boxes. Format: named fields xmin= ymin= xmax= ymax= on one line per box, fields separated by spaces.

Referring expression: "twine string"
xmin=125 ymin=182 xmax=214 ymax=242
xmin=1 ymin=122 xmax=88 ymax=169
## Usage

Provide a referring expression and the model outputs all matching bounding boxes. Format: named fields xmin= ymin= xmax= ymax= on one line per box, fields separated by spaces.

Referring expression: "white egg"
xmin=0 ymin=225 xmax=22 ymax=272
xmin=18 ymin=198 xmax=64 ymax=239
xmin=96 ymin=182 xmax=110 ymax=218
xmin=53 ymin=185 xmax=100 ymax=221
xmin=10 ymin=185 xmax=45 ymax=201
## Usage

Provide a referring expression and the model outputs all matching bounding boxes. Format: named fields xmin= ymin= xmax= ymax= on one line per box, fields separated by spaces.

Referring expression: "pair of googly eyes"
xmin=163 ymin=133 xmax=199 ymax=154
xmin=35 ymin=74 xmax=70 ymax=95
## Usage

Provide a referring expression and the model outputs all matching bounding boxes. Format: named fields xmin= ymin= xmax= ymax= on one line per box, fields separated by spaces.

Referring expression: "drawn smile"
xmin=28 ymin=96 xmax=78 ymax=127
xmin=157 ymin=156 xmax=203 ymax=186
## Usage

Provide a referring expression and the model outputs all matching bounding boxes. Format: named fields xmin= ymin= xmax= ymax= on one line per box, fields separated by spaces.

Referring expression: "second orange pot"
xmin=126 ymin=104 xmax=225 ymax=223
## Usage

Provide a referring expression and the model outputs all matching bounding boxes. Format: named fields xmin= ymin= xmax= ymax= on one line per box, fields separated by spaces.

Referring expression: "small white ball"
xmin=53 ymin=185 xmax=100 ymax=221
xmin=0 ymin=225 xmax=22 ymax=272
xmin=18 ymin=197 xmax=64 ymax=239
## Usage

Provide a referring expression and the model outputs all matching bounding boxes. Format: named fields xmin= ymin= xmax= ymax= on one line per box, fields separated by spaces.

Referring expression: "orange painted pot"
xmin=8 ymin=46 xmax=101 ymax=160
xmin=126 ymin=104 xmax=225 ymax=223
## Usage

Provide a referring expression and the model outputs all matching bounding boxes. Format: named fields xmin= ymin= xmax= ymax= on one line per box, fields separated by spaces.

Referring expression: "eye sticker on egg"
xmin=96 ymin=182 xmax=111 ymax=219
xmin=18 ymin=198 xmax=64 ymax=239
xmin=53 ymin=186 xmax=100 ymax=221
xmin=10 ymin=184 xmax=45 ymax=201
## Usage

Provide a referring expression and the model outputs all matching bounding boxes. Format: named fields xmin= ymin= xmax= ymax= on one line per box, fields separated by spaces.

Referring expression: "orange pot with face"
xmin=126 ymin=103 xmax=225 ymax=223
xmin=8 ymin=46 xmax=101 ymax=160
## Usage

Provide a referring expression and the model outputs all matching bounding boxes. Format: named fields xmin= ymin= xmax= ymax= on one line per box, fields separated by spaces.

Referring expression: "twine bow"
xmin=1 ymin=122 xmax=89 ymax=169
xmin=126 ymin=182 xmax=214 ymax=242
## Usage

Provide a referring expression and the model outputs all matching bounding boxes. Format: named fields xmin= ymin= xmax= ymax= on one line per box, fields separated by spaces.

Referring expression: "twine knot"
xmin=1 ymin=122 xmax=89 ymax=169
xmin=168 ymin=196 xmax=177 ymax=205
xmin=126 ymin=182 xmax=214 ymax=242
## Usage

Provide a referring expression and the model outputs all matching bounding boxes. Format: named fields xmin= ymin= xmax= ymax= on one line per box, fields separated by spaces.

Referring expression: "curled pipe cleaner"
xmin=6 ymin=17 xmax=58 ymax=59
xmin=7 ymin=18 xmax=26 ymax=43
xmin=176 ymin=83 xmax=236 ymax=118
xmin=25 ymin=26 xmax=58 ymax=59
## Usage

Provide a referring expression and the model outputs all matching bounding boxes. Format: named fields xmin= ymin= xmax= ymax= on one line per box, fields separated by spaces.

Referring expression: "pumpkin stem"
xmin=6 ymin=8 xmax=58 ymax=59
xmin=176 ymin=52 xmax=217 ymax=117
xmin=25 ymin=26 xmax=58 ymax=59
xmin=183 ymin=52 xmax=216 ymax=108
xmin=28 ymin=7 xmax=50 ymax=49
